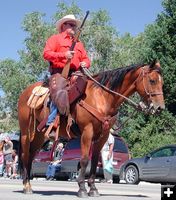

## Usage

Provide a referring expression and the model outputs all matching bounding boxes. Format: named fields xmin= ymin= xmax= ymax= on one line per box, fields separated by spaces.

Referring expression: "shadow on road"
xmin=14 ymin=190 xmax=148 ymax=198
xmin=100 ymin=194 xmax=148 ymax=198
xmin=14 ymin=190 xmax=77 ymax=196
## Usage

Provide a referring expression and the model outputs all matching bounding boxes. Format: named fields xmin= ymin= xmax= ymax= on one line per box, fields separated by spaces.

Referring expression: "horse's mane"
xmin=93 ymin=64 xmax=145 ymax=90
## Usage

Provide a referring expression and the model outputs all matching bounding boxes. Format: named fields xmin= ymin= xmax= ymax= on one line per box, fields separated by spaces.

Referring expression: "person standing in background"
xmin=46 ymin=142 xmax=64 ymax=180
xmin=101 ymin=131 xmax=115 ymax=183
xmin=0 ymin=141 xmax=5 ymax=176
xmin=3 ymin=137 xmax=13 ymax=177
xmin=10 ymin=149 xmax=18 ymax=179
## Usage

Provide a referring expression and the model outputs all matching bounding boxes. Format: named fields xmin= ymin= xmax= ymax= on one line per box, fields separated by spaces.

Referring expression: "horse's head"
xmin=136 ymin=60 xmax=165 ymax=114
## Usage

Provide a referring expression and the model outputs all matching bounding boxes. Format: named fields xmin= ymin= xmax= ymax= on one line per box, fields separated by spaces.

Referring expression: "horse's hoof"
xmin=88 ymin=189 xmax=100 ymax=197
xmin=23 ymin=188 xmax=33 ymax=194
xmin=77 ymin=189 xmax=88 ymax=198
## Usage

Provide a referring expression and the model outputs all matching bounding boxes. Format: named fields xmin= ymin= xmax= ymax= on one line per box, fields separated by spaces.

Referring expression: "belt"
xmin=49 ymin=66 xmax=76 ymax=76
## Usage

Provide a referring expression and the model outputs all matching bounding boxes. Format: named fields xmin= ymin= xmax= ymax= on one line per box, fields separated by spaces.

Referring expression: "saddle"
xmin=27 ymin=71 xmax=87 ymax=139
xmin=49 ymin=71 xmax=87 ymax=115
xmin=27 ymin=86 xmax=49 ymax=110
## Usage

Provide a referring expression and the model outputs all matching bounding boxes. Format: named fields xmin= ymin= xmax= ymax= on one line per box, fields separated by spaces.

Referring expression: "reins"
xmin=81 ymin=66 xmax=162 ymax=134
xmin=82 ymin=67 xmax=147 ymax=112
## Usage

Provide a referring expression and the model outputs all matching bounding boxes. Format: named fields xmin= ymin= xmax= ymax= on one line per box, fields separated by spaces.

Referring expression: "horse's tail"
xmin=17 ymin=131 xmax=23 ymax=176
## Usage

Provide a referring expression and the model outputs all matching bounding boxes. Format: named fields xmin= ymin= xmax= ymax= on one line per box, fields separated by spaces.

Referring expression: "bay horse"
xmin=18 ymin=60 xmax=165 ymax=197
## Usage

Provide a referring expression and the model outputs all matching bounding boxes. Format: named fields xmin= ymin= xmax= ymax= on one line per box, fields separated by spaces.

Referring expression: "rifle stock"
xmin=62 ymin=58 xmax=71 ymax=78
xmin=61 ymin=11 xmax=89 ymax=79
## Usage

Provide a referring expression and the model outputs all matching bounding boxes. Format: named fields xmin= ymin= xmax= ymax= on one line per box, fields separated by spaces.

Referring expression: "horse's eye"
xmin=149 ymin=79 xmax=156 ymax=85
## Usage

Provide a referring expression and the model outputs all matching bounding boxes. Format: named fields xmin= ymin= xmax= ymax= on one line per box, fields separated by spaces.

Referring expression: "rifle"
xmin=61 ymin=11 xmax=90 ymax=79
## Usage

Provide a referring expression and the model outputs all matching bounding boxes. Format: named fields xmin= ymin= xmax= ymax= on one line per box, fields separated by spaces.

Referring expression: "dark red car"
xmin=31 ymin=135 xmax=130 ymax=183
xmin=31 ymin=139 xmax=67 ymax=180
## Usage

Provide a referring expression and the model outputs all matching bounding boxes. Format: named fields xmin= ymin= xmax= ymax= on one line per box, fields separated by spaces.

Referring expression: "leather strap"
xmin=78 ymin=100 xmax=116 ymax=131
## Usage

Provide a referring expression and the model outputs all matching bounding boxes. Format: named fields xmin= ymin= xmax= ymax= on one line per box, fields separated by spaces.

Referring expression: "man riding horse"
xmin=42 ymin=13 xmax=90 ymax=137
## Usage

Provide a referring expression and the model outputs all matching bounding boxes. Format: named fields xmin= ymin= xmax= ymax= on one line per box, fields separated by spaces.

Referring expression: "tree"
xmin=120 ymin=108 xmax=176 ymax=157
xmin=111 ymin=33 xmax=146 ymax=67
xmin=118 ymin=0 xmax=176 ymax=157
xmin=140 ymin=0 xmax=176 ymax=109
xmin=83 ymin=10 xmax=117 ymax=72
xmin=19 ymin=12 xmax=53 ymax=78
xmin=0 ymin=59 xmax=35 ymax=117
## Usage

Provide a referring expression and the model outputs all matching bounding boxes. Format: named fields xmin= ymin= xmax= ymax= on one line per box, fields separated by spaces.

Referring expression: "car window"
xmin=113 ymin=138 xmax=128 ymax=153
xmin=152 ymin=147 xmax=175 ymax=158
xmin=65 ymin=138 xmax=81 ymax=150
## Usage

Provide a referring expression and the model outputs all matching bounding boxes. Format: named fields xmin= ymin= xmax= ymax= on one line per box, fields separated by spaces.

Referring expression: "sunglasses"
xmin=64 ymin=22 xmax=77 ymax=28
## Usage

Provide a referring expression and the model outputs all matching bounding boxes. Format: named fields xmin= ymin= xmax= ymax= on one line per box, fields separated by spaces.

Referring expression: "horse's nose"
xmin=156 ymin=104 xmax=165 ymax=113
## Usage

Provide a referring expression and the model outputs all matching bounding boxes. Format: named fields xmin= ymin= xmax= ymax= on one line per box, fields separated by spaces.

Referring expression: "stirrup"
xmin=44 ymin=115 xmax=60 ymax=140
xmin=44 ymin=122 xmax=54 ymax=139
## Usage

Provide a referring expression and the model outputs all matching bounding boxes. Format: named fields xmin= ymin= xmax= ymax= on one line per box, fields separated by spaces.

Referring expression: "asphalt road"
xmin=0 ymin=178 xmax=161 ymax=200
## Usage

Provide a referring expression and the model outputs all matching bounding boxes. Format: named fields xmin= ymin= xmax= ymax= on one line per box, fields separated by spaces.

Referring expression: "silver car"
xmin=120 ymin=144 xmax=176 ymax=184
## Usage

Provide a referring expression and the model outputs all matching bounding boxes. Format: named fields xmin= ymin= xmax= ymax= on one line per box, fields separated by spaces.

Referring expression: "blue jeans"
xmin=0 ymin=164 xmax=4 ymax=175
xmin=46 ymin=163 xmax=61 ymax=178
xmin=46 ymin=102 xmax=58 ymax=126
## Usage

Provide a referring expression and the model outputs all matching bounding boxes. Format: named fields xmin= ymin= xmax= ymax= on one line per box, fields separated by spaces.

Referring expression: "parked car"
xmin=31 ymin=138 xmax=68 ymax=180
xmin=120 ymin=144 xmax=176 ymax=185
xmin=31 ymin=135 xmax=130 ymax=183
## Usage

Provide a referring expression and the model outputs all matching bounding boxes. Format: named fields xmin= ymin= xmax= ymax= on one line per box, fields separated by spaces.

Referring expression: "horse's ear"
xmin=150 ymin=59 xmax=160 ymax=68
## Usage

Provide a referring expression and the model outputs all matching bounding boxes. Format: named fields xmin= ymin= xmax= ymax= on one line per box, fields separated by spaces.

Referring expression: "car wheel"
xmin=125 ymin=165 xmax=139 ymax=184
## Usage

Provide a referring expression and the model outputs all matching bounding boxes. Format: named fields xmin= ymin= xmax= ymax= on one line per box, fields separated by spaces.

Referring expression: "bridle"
xmin=141 ymin=66 xmax=163 ymax=99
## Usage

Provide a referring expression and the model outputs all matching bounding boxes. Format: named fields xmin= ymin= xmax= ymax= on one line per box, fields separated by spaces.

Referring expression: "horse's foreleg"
xmin=23 ymin=172 xmax=32 ymax=194
xmin=88 ymin=134 xmax=109 ymax=197
xmin=77 ymin=157 xmax=89 ymax=198
xmin=77 ymin=129 xmax=93 ymax=198
xmin=87 ymin=147 xmax=100 ymax=197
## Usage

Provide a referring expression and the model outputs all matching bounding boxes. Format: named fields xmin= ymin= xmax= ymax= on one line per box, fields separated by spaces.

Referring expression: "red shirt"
xmin=43 ymin=32 xmax=90 ymax=70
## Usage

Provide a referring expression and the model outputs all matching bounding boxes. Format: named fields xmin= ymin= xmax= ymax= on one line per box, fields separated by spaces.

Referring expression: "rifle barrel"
xmin=70 ymin=11 xmax=90 ymax=51
xmin=80 ymin=11 xmax=89 ymax=29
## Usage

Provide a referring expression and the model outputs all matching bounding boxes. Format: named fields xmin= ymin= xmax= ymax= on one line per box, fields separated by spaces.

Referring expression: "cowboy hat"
xmin=56 ymin=14 xmax=81 ymax=33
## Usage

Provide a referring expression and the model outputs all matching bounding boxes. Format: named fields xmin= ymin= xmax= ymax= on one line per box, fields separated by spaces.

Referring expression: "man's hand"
xmin=65 ymin=51 xmax=75 ymax=59
xmin=80 ymin=61 xmax=87 ymax=68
